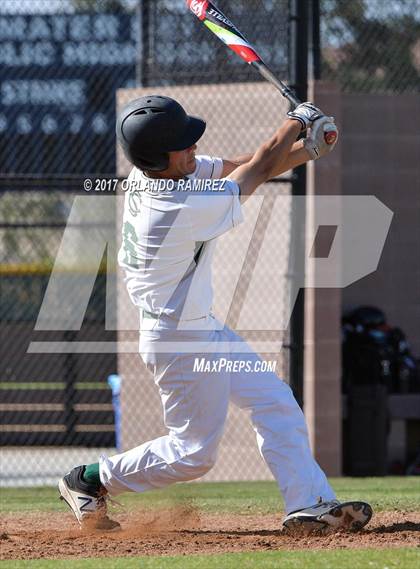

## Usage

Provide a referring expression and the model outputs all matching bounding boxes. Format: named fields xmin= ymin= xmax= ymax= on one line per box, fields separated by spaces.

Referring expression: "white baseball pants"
xmin=100 ymin=319 xmax=336 ymax=514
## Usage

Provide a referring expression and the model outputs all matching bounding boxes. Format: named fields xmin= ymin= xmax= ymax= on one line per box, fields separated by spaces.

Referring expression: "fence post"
xmin=288 ymin=0 xmax=309 ymax=407
xmin=311 ymin=0 xmax=321 ymax=80
xmin=138 ymin=0 xmax=151 ymax=87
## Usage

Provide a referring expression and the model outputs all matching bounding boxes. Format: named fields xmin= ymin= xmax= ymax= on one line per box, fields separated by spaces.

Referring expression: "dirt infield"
xmin=1 ymin=508 xmax=419 ymax=560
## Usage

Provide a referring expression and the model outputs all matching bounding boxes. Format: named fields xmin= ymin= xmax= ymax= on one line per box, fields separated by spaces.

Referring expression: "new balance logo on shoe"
xmin=58 ymin=465 xmax=121 ymax=532
xmin=78 ymin=496 xmax=94 ymax=512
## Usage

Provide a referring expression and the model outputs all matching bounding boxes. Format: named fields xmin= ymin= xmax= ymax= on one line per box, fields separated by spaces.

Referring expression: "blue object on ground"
xmin=107 ymin=374 xmax=122 ymax=450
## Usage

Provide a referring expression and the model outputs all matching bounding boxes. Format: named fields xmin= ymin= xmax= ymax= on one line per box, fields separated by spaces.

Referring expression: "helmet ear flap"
xmin=135 ymin=151 xmax=169 ymax=172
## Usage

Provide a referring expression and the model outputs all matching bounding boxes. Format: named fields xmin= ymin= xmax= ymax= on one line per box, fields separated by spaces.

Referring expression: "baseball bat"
xmin=186 ymin=0 xmax=338 ymax=146
xmin=185 ymin=0 xmax=301 ymax=108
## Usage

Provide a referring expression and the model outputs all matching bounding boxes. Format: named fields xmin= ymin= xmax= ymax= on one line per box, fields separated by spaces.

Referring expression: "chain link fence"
xmin=140 ymin=0 xmax=290 ymax=87
xmin=1 ymin=0 xmax=418 ymax=485
xmin=0 ymin=0 xmax=135 ymax=482
xmin=0 ymin=0 xmax=295 ymax=485
xmin=319 ymin=0 xmax=420 ymax=92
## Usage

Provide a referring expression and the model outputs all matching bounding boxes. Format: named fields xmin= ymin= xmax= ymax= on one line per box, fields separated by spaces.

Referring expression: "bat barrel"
xmin=186 ymin=0 xmax=301 ymax=108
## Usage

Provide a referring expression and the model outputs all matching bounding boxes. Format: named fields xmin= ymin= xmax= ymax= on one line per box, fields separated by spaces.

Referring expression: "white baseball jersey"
xmin=118 ymin=155 xmax=243 ymax=323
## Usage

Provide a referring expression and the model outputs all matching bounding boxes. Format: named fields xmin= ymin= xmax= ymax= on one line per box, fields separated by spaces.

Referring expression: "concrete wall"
xmin=340 ymin=93 xmax=420 ymax=354
xmin=305 ymin=85 xmax=420 ymax=473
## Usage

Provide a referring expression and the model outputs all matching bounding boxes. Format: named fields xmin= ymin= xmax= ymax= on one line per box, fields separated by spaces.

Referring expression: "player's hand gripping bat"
xmin=186 ymin=0 xmax=338 ymax=145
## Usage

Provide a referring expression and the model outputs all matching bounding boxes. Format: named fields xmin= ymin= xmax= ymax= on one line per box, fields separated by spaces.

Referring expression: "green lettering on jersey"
xmin=122 ymin=221 xmax=140 ymax=269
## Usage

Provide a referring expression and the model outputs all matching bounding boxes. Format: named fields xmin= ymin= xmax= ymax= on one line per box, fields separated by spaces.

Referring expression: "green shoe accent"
xmin=82 ymin=462 xmax=101 ymax=489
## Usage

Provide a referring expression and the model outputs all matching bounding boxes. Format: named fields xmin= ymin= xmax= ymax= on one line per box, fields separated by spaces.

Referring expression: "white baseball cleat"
xmin=58 ymin=465 xmax=121 ymax=531
xmin=283 ymin=499 xmax=373 ymax=534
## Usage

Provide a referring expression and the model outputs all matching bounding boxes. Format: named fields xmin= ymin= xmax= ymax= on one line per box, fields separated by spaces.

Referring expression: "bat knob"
xmin=323 ymin=123 xmax=338 ymax=145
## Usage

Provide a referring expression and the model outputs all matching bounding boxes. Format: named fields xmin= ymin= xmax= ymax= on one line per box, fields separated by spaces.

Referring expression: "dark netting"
xmin=0 ymin=0 xmax=291 ymax=176
xmin=141 ymin=0 xmax=290 ymax=86
xmin=319 ymin=0 xmax=420 ymax=93
xmin=0 ymin=5 xmax=138 ymax=175
xmin=0 ymin=188 xmax=117 ymax=455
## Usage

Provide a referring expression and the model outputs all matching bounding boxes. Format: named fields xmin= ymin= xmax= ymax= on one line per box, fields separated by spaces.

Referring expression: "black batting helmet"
xmin=116 ymin=95 xmax=206 ymax=171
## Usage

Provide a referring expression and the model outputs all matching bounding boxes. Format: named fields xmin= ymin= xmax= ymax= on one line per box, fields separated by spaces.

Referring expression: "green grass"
xmin=0 ymin=549 xmax=419 ymax=569
xmin=1 ymin=477 xmax=419 ymax=514
xmin=1 ymin=479 xmax=418 ymax=568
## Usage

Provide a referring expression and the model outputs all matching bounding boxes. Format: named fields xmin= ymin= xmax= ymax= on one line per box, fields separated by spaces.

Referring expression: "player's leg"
xmin=99 ymin=331 xmax=230 ymax=495
xmin=225 ymin=326 xmax=372 ymax=532
xmin=60 ymin=328 xmax=231 ymax=528
xmin=228 ymin=343 xmax=335 ymax=513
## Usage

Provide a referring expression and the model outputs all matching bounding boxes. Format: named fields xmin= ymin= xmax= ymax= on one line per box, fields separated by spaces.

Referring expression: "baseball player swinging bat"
xmin=186 ymin=0 xmax=338 ymax=146
xmin=57 ymin=3 xmax=367 ymax=536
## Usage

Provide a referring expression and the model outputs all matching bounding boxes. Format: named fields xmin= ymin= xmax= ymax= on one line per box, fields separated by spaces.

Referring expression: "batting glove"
xmin=303 ymin=116 xmax=339 ymax=160
xmin=287 ymin=102 xmax=324 ymax=131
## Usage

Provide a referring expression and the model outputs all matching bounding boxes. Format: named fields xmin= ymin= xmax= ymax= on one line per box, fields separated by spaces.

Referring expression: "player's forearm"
xmin=269 ymin=140 xmax=311 ymax=177
xmin=252 ymin=120 xmax=301 ymax=181
xmin=230 ymin=142 xmax=310 ymax=179
xmin=222 ymin=154 xmax=254 ymax=176
xmin=228 ymin=153 xmax=254 ymax=166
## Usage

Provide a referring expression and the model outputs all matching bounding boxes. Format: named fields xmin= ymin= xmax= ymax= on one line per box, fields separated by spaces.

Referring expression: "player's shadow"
xmin=368 ymin=521 xmax=420 ymax=533
xmin=181 ymin=521 xmax=420 ymax=537
xmin=180 ymin=529 xmax=282 ymax=537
